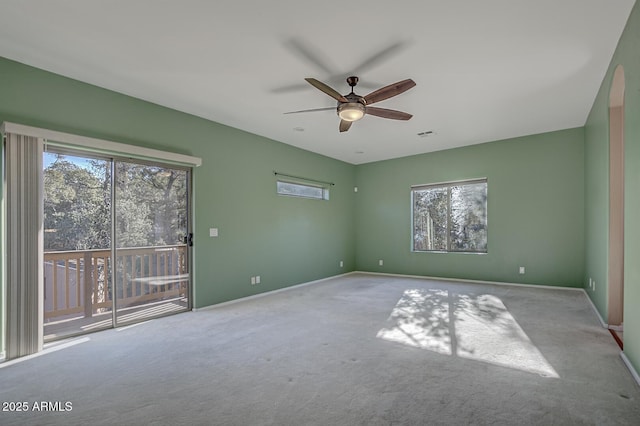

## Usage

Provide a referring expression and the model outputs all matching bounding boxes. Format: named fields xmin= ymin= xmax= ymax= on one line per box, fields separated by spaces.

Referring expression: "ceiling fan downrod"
xmin=346 ymin=76 xmax=359 ymax=93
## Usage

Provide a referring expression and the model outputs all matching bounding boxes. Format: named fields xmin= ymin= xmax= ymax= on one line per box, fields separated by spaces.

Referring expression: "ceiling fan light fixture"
xmin=297 ymin=76 xmax=415 ymax=132
xmin=338 ymin=102 xmax=365 ymax=122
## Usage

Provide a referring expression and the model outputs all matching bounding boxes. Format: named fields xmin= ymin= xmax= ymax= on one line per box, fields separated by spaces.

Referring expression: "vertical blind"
xmin=4 ymin=132 xmax=44 ymax=359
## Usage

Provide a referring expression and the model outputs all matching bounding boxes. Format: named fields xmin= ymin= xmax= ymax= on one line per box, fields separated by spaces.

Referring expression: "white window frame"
xmin=275 ymin=177 xmax=330 ymax=201
xmin=1 ymin=122 xmax=202 ymax=167
xmin=411 ymin=178 xmax=488 ymax=253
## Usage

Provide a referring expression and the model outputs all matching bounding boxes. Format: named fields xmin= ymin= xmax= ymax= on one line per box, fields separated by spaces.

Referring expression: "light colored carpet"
xmin=1 ymin=273 xmax=638 ymax=425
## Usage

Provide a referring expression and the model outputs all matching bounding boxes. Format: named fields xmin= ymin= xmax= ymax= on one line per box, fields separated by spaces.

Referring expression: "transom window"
xmin=276 ymin=180 xmax=329 ymax=200
xmin=412 ymin=179 xmax=487 ymax=253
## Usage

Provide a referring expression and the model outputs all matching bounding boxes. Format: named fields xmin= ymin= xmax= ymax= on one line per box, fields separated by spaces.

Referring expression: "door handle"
xmin=184 ymin=233 xmax=194 ymax=247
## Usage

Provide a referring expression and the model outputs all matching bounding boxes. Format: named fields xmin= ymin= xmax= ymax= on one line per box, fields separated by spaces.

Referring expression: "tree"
xmin=44 ymin=154 xmax=188 ymax=252
xmin=114 ymin=162 xmax=187 ymax=247
xmin=44 ymin=155 xmax=111 ymax=251
xmin=413 ymin=182 xmax=487 ymax=252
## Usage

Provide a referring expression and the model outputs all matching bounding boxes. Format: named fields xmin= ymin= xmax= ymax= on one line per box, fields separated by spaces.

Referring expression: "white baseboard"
xmin=193 ymin=271 xmax=588 ymax=314
xmin=193 ymin=271 xmax=357 ymax=311
xmin=195 ymin=270 xmax=586 ymax=313
xmin=579 ymin=288 xmax=608 ymax=328
xmin=620 ymin=352 xmax=640 ymax=387
xmin=194 ymin=270 xmax=609 ymax=329
xmin=0 ymin=337 xmax=89 ymax=368
xmin=356 ymin=271 xmax=613 ymax=330
xmin=355 ymin=271 xmax=584 ymax=292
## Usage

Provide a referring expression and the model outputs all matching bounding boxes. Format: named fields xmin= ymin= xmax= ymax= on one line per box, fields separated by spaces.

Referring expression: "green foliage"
xmin=413 ymin=182 xmax=487 ymax=252
xmin=115 ymin=162 xmax=187 ymax=248
xmin=44 ymin=154 xmax=188 ymax=252
xmin=44 ymin=154 xmax=111 ymax=251
xmin=413 ymin=187 xmax=447 ymax=251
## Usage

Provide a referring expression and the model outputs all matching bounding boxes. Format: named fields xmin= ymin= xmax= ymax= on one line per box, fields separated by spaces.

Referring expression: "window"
xmin=276 ymin=180 xmax=329 ymax=200
xmin=412 ymin=179 xmax=487 ymax=253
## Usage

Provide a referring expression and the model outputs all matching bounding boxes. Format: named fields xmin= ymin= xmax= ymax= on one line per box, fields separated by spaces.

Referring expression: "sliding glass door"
xmin=43 ymin=152 xmax=191 ymax=340
xmin=43 ymin=152 xmax=113 ymax=340
xmin=114 ymin=162 xmax=190 ymax=325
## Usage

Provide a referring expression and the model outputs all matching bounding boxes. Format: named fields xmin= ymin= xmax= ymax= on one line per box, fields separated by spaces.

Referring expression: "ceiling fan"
xmin=285 ymin=76 xmax=416 ymax=132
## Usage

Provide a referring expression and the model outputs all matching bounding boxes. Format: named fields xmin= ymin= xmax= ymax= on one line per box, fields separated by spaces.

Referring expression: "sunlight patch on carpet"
xmin=377 ymin=288 xmax=559 ymax=378
xmin=376 ymin=289 xmax=452 ymax=355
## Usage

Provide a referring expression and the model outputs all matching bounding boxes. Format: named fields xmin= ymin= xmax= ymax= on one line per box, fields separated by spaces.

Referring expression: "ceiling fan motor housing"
xmin=337 ymin=86 xmax=366 ymax=122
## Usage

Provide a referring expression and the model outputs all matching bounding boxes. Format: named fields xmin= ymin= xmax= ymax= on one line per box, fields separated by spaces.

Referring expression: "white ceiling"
xmin=0 ymin=0 xmax=635 ymax=164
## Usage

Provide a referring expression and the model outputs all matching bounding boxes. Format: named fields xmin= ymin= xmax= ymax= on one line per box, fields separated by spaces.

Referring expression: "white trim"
xmin=192 ymin=272 xmax=356 ymax=311
xmin=411 ymin=177 xmax=488 ymax=189
xmin=355 ymin=271 xmax=584 ymax=292
xmin=116 ymin=321 xmax=151 ymax=332
xmin=581 ymin=289 xmax=608 ymax=327
xmin=620 ymin=352 xmax=640 ymax=387
xmin=0 ymin=337 xmax=90 ymax=368
xmin=193 ymin=270 xmax=587 ymax=311
xmin=1 ymin=122 xmax=202 ymax=167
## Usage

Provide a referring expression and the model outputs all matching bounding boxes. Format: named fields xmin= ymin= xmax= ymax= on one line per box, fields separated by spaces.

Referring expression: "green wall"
xmin=584 ymin=87 xmax=610 ymax=317
xmin=585 ymin=1 xmax=640 ymax=376
xmin=0 ymin=57 xmax=357 ymax=318
xmin=3 ymin=7 xmax=640 ymax=379
xmin=355 ymin=128 xmax=585 ymax=287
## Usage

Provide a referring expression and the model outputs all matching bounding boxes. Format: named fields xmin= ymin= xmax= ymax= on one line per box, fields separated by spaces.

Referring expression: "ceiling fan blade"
xmin=273 ymin=77 xmax=379 ymax=94
xmin=349 ymin=41 xmax=407 ymax=75
xmin=339 ymin=120 xmax=353 ymax=132
xmin=285 ymin=39 xmax=336 ymax=75
xmin=283 ymin=107 xmax=335 ymax=115
xmin=366 ymin=107 xmax=413 ymax=120
xmin=305 ymin=78 xmax=348 ymax=102
xmin=363 ymin=79 xmax=416 ymax=105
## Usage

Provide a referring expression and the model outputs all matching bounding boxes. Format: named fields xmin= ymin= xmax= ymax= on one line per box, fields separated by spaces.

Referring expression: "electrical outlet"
xmin=251 ymin=276 xmax=256 ymax=285
xmin=519 ymin=266 xmax=525 ymax=274
xmin=379 ymin=259 xmax=384 ymax=266
xmin=339 ymin=260 xmax=344 ymax=268
xmin=256 ymin=276 xmax=261 ymax=284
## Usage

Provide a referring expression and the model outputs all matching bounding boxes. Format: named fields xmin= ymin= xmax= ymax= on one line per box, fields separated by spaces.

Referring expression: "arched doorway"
xmin=608 ymin=64 xmax=625 ymax=344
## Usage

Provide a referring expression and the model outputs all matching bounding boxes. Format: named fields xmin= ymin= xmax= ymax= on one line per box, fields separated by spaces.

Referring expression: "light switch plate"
xmin=209 ymin=228 xmax=218 ymax=237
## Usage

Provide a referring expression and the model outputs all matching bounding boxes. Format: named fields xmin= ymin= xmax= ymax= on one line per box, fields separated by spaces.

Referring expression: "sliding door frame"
xmin=42 ymin=148 xmax=195 ymax=338
xmin=2 ymin=122 xmax=200 ymax=356
xmin=112 ymin=157 xmax=194 ymax=327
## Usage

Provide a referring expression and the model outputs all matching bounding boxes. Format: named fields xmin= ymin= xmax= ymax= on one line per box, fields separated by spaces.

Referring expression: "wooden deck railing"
xmin=44 ymin=244 xmax=188 ymax=321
